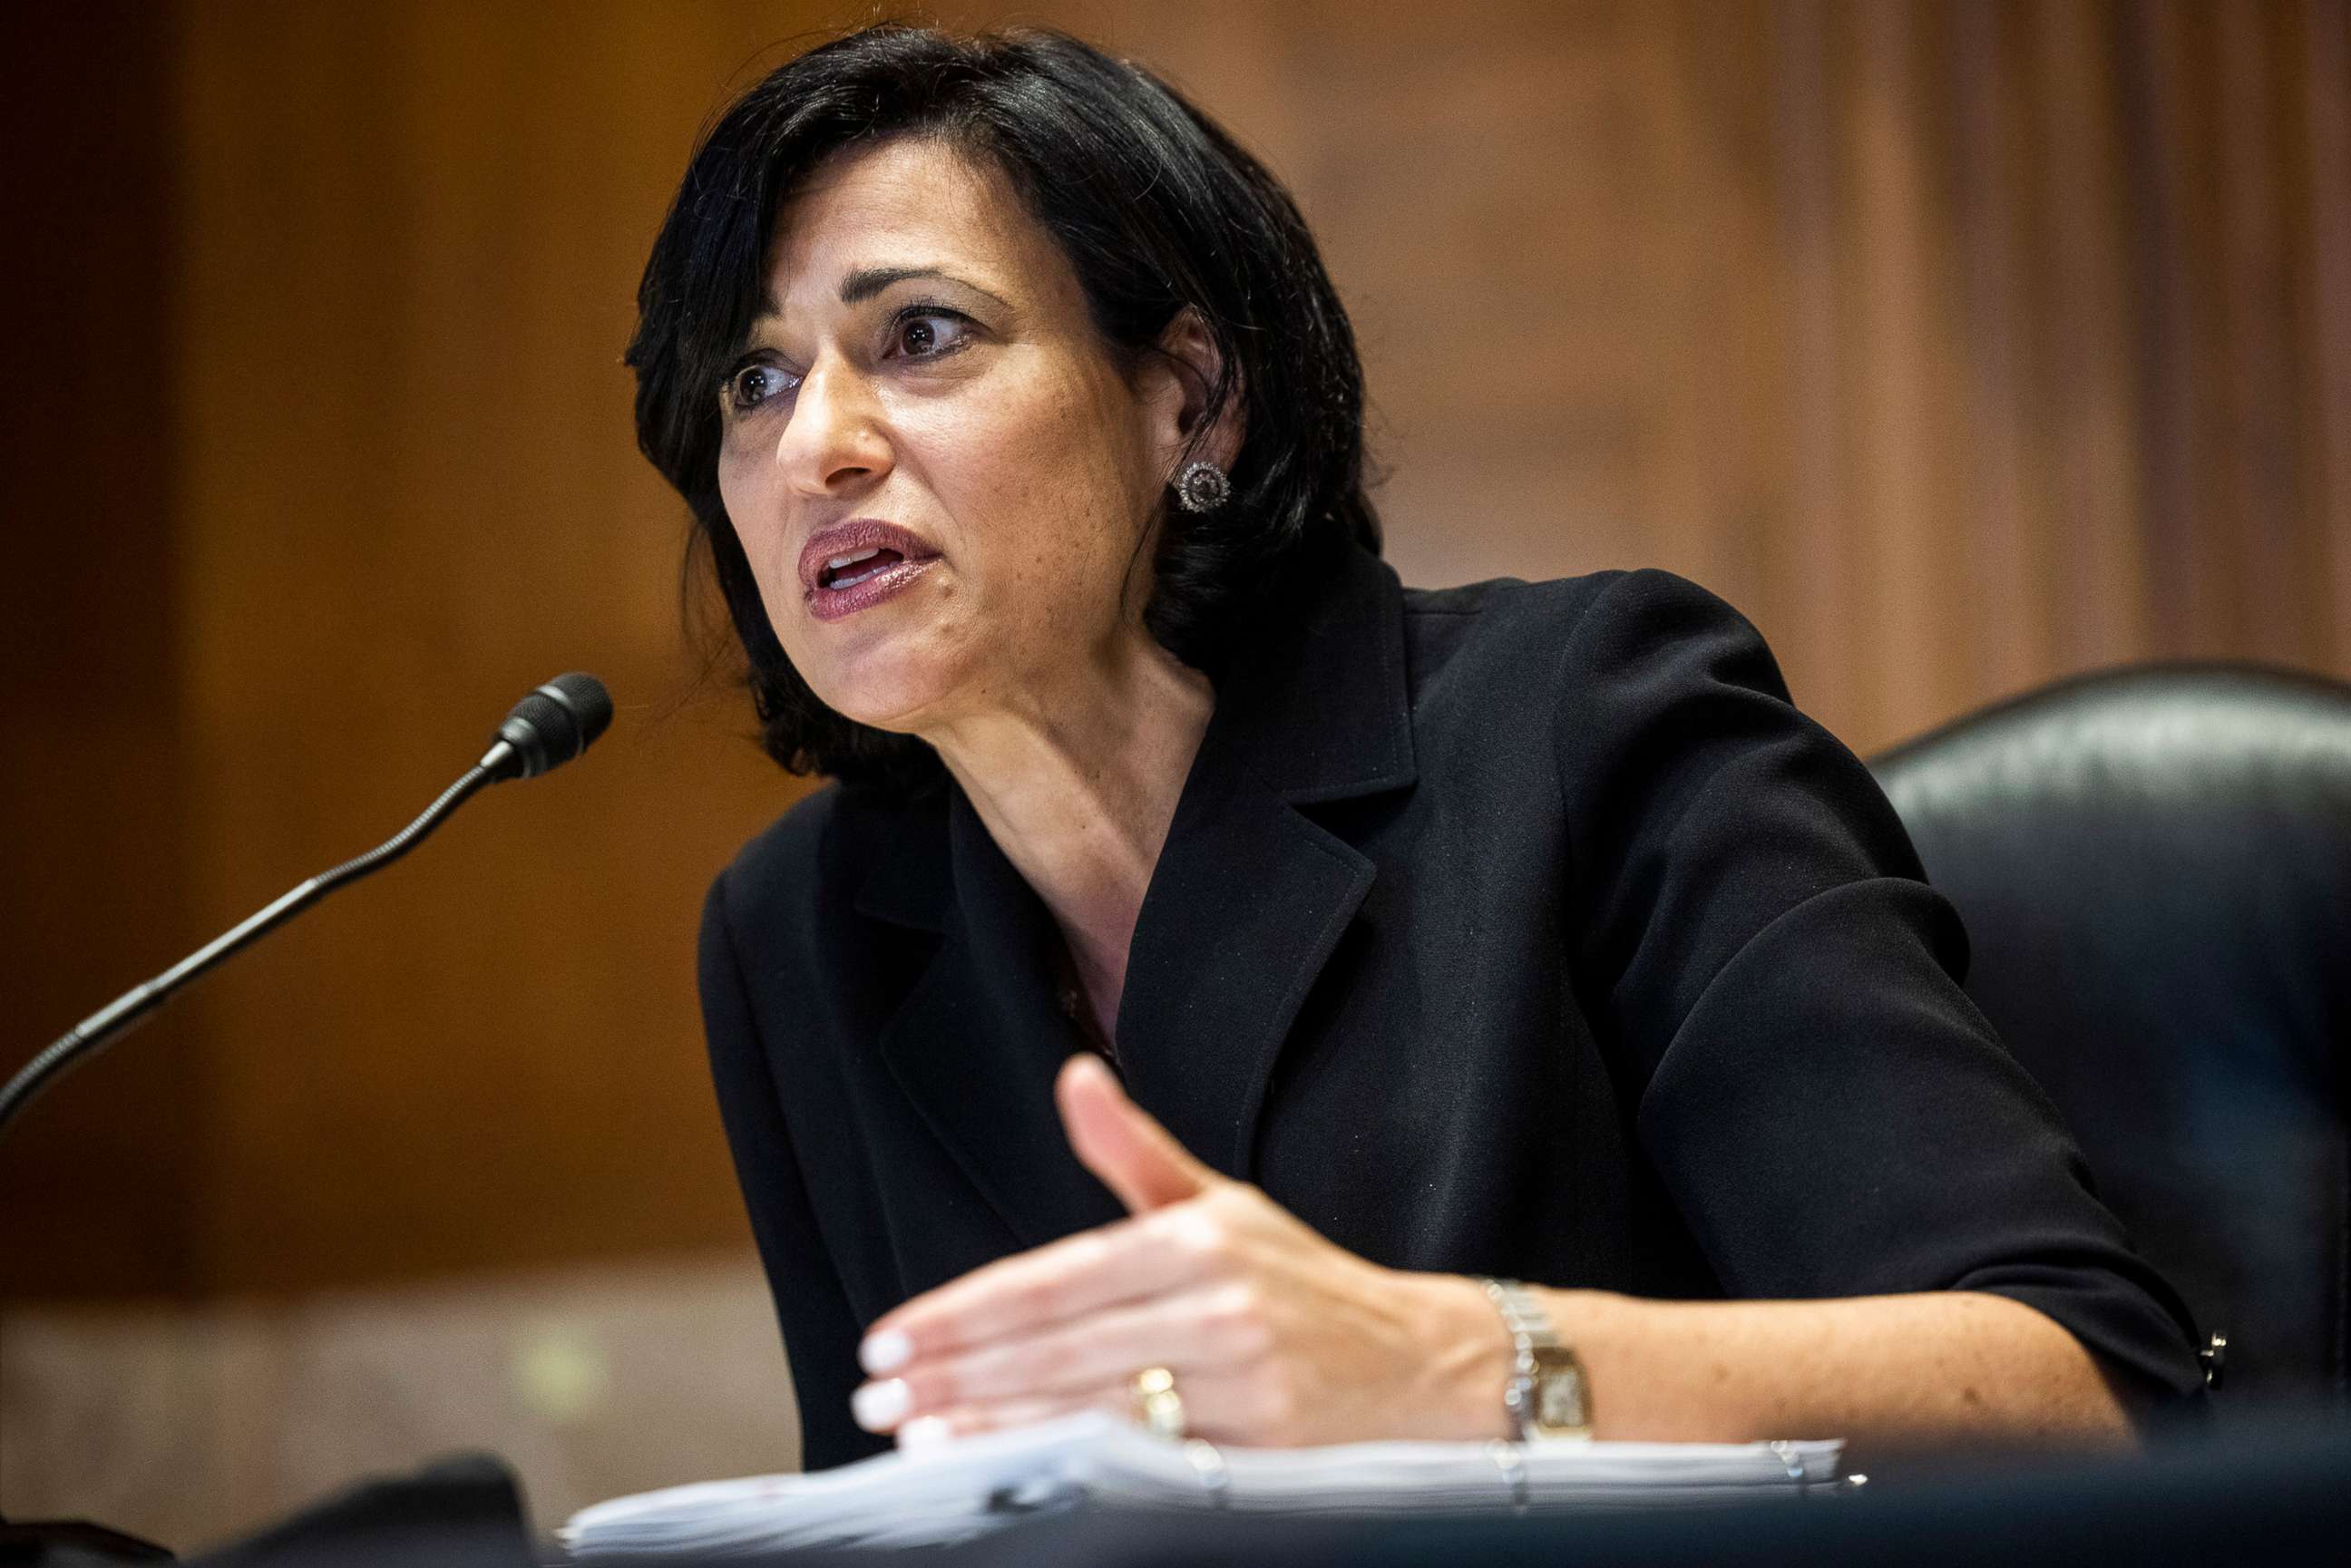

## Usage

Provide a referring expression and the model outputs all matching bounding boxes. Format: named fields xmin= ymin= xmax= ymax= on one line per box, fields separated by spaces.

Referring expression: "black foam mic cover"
xmin=483 ymin=673 xmax=613 ymax=780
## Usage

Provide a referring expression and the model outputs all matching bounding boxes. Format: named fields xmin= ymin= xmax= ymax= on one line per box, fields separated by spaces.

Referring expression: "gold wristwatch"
xmin=1477 ymin=1277 xmax=1594 ymax=1442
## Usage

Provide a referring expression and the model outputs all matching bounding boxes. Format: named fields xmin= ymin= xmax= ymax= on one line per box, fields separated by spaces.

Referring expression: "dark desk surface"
xmin=180 ymin=1417 xmax=2351 ymax=1568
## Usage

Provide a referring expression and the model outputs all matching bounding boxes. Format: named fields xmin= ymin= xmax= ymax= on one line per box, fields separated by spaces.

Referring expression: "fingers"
xmin=893 ymin=1364 xmax=1275 ymax=1450
xmin=863 ymin=1207 xmax=1215 ymax=1376
xmin=894 ymin=1391 xmax=1125 ymax=1453
xmin=858 ymin=1282 xmax=1274 ymax=1434
xmin=854 ymin=1065 xmax=1286 ymax=1449
xmin=857 ymin=1067 xmax=1230 ymax=1373
xmin=1055 ymin=1054 xmax=1216 ymax=1214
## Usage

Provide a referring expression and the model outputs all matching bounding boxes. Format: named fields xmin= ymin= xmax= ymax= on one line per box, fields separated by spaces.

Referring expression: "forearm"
xmin=848 ymin=1074 xmax=2155 ymax=1456
xmin=1408 ymin=1275 xmax=2140 ymax=1452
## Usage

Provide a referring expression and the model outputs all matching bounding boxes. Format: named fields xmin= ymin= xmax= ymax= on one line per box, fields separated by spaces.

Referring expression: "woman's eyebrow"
xmin=836 ymin=264 xmax=1009 ymax=308
xmin=750 ymin=265 xmax=1013 ymax=326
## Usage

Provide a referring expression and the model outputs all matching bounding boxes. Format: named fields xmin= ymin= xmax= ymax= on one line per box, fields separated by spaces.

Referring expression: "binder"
xmin=562 ymin=1413 xmax=1849 ymax=1554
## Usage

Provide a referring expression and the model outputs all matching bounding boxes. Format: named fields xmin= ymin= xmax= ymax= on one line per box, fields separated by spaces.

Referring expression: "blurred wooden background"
xmin=4 ymin=0 xmax=2346 ymax=1544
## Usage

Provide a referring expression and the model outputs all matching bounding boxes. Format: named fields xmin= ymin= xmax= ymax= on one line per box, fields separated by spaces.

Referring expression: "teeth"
xmin=826 ymin=548 xmax=882 ymax=571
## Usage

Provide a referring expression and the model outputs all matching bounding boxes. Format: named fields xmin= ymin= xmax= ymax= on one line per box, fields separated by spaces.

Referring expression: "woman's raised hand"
xmin=846 ymin=1055 xmax=1507 ymax=1450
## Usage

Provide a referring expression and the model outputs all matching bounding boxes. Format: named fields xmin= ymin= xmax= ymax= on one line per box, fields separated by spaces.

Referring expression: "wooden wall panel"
xmin=3 ymin=0 xmax=2346 ymax=1305
xmin=2313 ymin=0 xmax=2351 ymax=658
xmin=164 ymin=1 xmax=854 ymax=1294
xmin=0 ymin=4 xmax=201 ymax=1298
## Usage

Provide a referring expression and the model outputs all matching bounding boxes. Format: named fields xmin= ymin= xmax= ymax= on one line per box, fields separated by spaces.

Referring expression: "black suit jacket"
xmin=697 ymin=543 xmax=2205 ymax=1470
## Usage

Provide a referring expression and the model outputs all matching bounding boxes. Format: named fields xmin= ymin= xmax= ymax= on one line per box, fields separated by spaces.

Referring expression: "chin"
xmin=805 ymin=655 xmax=958 ymax=736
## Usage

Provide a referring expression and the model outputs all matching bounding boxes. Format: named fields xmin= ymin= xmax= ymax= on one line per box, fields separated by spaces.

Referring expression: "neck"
xmin=921 ymin=628 xmax=1215 ymax=1034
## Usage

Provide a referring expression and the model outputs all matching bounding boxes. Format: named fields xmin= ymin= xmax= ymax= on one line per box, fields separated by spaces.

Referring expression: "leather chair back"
xmin=1869 ymin=664 xmax=2350 ymax=1416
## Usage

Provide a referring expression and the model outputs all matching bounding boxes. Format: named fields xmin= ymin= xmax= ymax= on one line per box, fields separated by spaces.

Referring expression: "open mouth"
xmin=799 ymin=521 xmax=939 ymax=620
xmin=818 ymin=547 xmax=904 ymax=590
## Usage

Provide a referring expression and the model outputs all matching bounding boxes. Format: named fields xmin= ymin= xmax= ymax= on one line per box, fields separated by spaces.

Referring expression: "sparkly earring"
xmin=1173 ymin=460 xmax=1232 ymax=514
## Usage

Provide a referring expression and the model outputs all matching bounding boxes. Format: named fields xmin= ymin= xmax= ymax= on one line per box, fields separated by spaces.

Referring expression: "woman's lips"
xmin=807 ymin=552 xmax=938 ymax=622
xmin=797 ymin=518 xmax=941 ymax=622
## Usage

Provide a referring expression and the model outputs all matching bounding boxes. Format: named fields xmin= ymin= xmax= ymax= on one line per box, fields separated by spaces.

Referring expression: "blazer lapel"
xmin=856 ymin=543 xmax=1418 ymax=1233
xmin=1112 ymin=738 xmax=1377 ymax=1177
xmin=870 ymin=791 xmax=1126 ymax=1250
xmin=1116 ymin=545 xmax=1419 ymax=1178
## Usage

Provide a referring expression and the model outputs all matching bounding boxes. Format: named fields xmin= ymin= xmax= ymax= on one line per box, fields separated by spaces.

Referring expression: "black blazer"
xmin=697 ymin=543 xmax=2206 ymax=1470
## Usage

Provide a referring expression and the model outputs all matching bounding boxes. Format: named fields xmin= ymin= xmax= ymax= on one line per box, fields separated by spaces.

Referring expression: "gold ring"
xmin=1131 ymin=1365 xmax=1187 ymax=1440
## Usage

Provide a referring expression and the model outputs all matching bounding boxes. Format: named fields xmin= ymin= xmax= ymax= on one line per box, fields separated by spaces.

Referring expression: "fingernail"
xmin=898 ymin=1415 xmax=954 ymax=1454
xmin=860 ymin=1328 xmax=912 ymax=1375
xmin=851 ymin=1378 xmax=910 ymax=1431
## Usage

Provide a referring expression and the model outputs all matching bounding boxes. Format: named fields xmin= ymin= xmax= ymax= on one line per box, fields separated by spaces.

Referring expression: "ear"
xmin=1140 ymin=307 xmax=1245 ymax=486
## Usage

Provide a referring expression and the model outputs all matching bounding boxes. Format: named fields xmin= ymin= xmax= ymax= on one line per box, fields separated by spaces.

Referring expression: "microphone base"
xmin=0 ymin=1515 xmax=176 ymax=1563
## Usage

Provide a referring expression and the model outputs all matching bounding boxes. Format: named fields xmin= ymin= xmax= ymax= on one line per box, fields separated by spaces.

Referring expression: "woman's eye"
xmin=725 ymin=362 xmax=796 ymax=412
xmin=889 ymin=310 xmax=971 ymax=360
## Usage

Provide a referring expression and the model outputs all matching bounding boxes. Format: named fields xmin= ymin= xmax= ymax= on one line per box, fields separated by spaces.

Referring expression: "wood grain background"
xmin=5 ymin=0 xmax=2346 ymax=1306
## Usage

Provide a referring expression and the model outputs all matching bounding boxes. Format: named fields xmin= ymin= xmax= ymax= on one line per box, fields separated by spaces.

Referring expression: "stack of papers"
xmin=562 ymin=1414 xmax=1844 ymax=1554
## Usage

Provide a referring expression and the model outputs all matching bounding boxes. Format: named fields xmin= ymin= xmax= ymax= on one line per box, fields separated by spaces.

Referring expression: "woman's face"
xmin=716 ymin=137 xmax=1192 ymax=735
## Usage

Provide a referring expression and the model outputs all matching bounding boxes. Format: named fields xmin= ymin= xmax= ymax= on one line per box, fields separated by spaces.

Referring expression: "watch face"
xmin=1528 ymin=1347 xmax=1590 ymax=1436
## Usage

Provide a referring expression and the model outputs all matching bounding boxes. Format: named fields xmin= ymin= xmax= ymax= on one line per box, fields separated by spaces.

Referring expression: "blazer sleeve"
xmin=1551 ymin=570 xmax=2208 ymax=1408
xmin=698 ymin=873 xmax=889 ymax=1470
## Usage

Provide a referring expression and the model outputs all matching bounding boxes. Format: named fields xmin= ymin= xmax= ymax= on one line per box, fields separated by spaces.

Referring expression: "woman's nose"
xmin=776 ymin=362 xmax=892 ymax=495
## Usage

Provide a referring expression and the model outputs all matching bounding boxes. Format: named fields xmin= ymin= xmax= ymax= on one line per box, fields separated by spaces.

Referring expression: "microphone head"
xmin=484 ymin=672 xmax=613 ymax=780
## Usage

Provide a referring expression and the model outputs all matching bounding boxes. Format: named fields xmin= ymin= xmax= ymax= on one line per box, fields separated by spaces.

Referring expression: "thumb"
xmin=1056 ymin=1054 xmax=1216 ymax=1213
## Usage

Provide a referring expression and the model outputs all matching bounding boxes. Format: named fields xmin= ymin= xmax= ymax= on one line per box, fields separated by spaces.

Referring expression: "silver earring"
xmin=1173 ymin=460 xmax=1231 ymax=514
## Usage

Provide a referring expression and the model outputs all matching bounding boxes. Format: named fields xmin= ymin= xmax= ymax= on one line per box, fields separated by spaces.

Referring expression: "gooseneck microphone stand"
xmin=0 ymin=673 xmax=609 ymax=1149
xmin=0 ymin=673 xmax=610 ymax=1563
xmin=0 ymin=766 xmax=493 ymax=1144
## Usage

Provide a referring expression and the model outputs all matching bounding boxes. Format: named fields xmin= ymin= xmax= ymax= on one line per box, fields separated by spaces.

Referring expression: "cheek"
xmin=921 ymin=375 xmax=1152 ymax=610
xmin=715 ymin=452 xmax=797 ymax=616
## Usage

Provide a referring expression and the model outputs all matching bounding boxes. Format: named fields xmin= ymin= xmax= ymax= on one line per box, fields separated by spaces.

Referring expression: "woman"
xmin=629 ymin=24 xmax=2205 ymax=1471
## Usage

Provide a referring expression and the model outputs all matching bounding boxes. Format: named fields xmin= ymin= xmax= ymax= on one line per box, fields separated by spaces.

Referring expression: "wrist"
xmin=1404 ymin=1272 xmax=1522 ymax=1441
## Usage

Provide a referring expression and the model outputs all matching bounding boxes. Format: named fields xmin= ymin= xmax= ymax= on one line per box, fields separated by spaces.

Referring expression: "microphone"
xmin=480 ymin=672 xmax=614 ymax=781
xmin=0 ymin=673 xmax=614 ymax=1146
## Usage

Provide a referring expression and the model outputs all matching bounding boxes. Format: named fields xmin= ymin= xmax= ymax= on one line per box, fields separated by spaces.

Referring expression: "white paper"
xmin=562 ymin=1414 xmax=1845 ymax=1555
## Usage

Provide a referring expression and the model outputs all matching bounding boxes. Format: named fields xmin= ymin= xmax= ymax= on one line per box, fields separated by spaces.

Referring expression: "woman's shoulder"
xmin=706 ymin=782 xmax=896 ymax=944
xmin=1396 ymin=565 xmax=1789 ymax=717
xmin=1403 ymin=561 xmax=1764 ymax=635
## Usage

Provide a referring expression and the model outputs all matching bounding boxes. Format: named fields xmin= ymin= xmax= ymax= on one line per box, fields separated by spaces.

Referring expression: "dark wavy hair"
xmin=628 ymin=23 xmax=1380 ymax=802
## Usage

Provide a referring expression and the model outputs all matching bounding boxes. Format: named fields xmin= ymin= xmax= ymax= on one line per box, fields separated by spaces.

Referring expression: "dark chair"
xmin=1868 ymin=663 xmax=2351 ymax=1418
